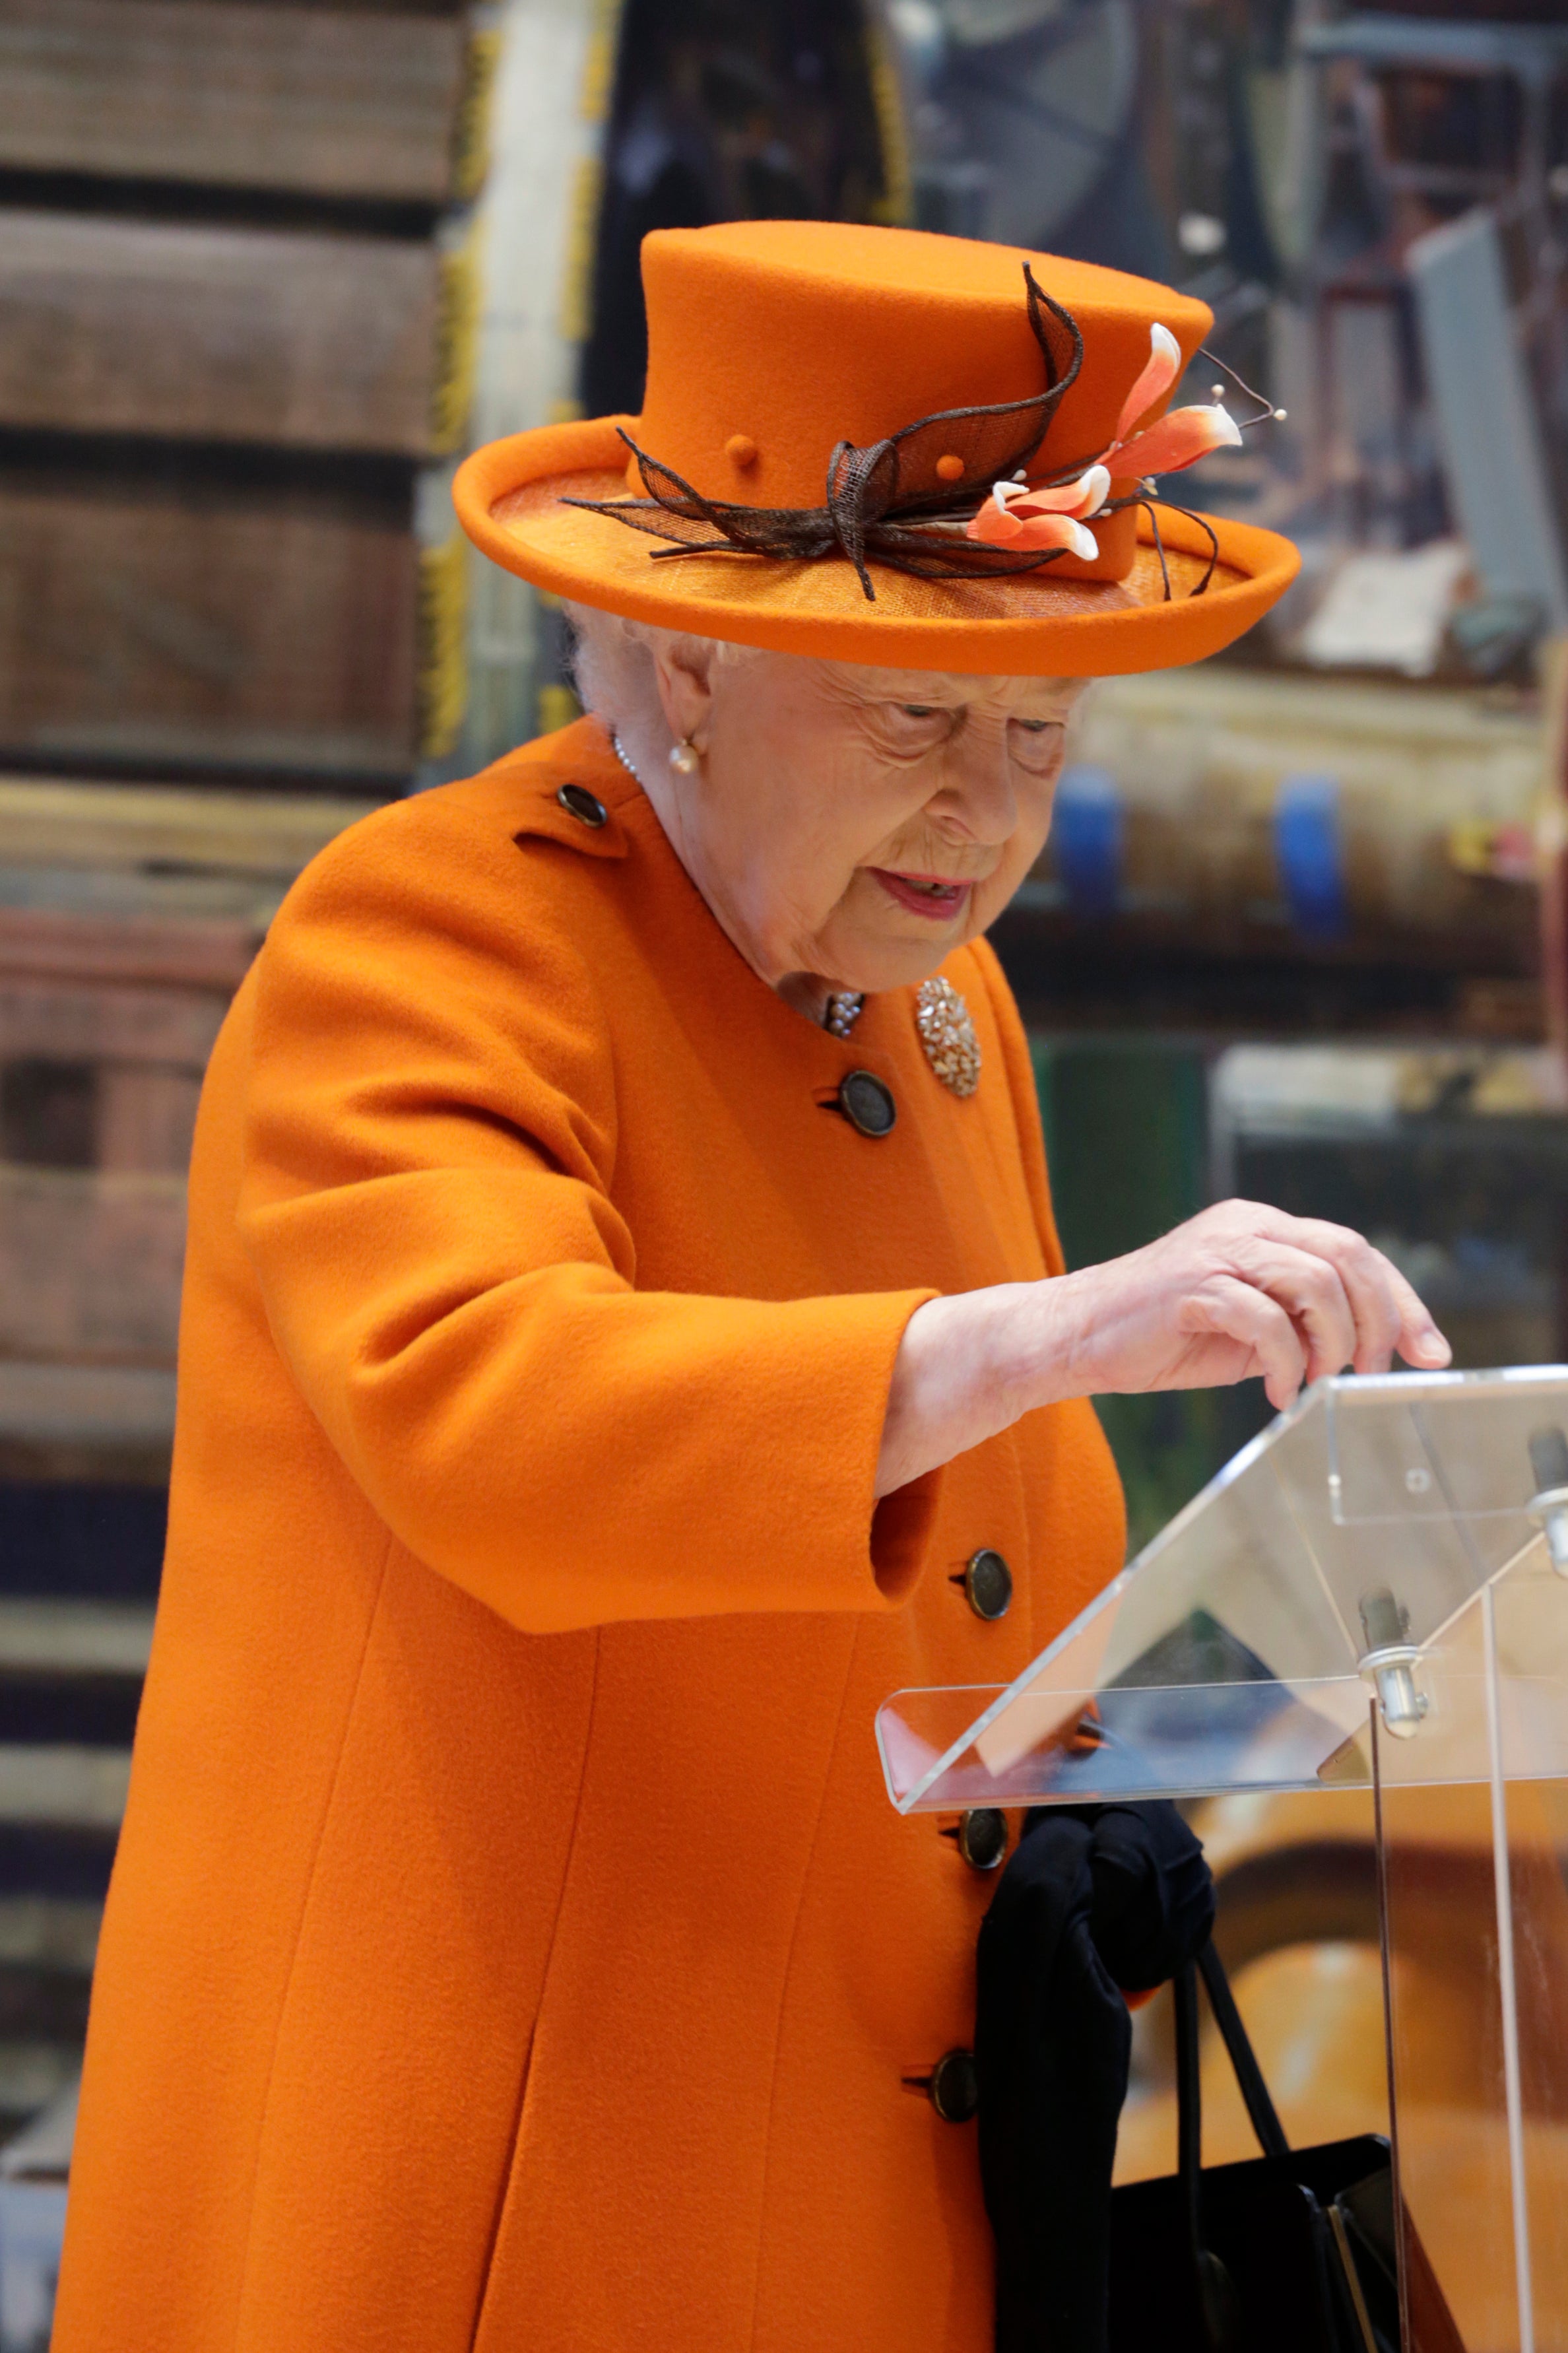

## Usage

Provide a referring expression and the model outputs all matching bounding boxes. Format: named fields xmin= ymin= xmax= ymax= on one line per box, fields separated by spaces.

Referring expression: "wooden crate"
xmin=0 ymin=1 xmax=490 ymax=785
xmin=0 ymin=778 xmax=375 ymax=1375
xmin=0 ymin=210 xmax=476 ymax=458
xmin=0 ymin=1170 xmax=188 ymax=1366
xmin=0 ymin=775 xmax=381 ymax=878
xmin=0 ymin=466 xmax=422 ymax=779
xmin=0 ymin=917 xmax=247 ymax=1169
xmin=0 ymin=904 xmax=247 ymax=1364
xmin=0 ymin=1 xmax=489 ymax=206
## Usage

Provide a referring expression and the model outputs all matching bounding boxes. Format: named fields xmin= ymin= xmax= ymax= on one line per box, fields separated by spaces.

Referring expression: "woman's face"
xmin=644 ymin=644 xmax=1085 ymax=1001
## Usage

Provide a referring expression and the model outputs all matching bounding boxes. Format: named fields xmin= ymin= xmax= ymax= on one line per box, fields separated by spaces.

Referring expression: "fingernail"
xmin=1420 ymin=1325 xmax=1452 ymax=1363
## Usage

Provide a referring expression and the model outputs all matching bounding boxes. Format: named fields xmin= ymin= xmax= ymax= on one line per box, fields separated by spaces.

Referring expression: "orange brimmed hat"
xmin=455 ymin=220 xmax=1299 ymax=677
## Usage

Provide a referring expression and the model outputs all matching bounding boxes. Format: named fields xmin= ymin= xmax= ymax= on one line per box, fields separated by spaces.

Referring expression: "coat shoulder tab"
xmin=497 ymin=719 xmax=632 ymax=863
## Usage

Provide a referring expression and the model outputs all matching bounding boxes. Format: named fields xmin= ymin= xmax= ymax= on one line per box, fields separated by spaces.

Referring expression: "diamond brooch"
xmin=915 ymin=976 xmax=981 ymax=1097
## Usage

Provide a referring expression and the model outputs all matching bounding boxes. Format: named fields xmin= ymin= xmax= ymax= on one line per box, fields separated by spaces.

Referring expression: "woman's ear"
xmin=649 ymin=637 xmax=717 ymax=754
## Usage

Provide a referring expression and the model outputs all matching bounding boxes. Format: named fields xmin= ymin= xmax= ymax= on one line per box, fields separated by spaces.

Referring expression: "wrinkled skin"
xmin=621 ymin=641 xmax=1084 ymax=1018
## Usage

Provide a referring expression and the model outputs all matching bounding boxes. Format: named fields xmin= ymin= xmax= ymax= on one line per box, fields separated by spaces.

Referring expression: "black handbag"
xmin=1106 ymin=1941 xmax=1464 ymax=2353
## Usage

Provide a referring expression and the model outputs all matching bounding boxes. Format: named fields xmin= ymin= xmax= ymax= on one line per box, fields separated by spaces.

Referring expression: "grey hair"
xmin=564 ymin=600 xmax=1092 ymax=745
xmin=564 ymin=604 xmax=756 ymax=746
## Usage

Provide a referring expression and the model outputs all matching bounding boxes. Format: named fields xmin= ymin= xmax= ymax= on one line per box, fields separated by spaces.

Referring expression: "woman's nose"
xmin=928 ymin=731 xmax=1019 ymax=845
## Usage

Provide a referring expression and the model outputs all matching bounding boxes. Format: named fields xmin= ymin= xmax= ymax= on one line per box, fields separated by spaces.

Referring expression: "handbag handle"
xmin=1195 ymin=1940 xmax=1290 ymax=2162
xmin=1173 ymin=1942 xmax=1289 ymax=2353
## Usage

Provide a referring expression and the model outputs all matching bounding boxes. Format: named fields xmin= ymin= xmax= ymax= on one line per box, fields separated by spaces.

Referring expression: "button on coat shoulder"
xmin=55 ymin=719 xmax=1125 ymax=2353
xmin=556 ymin=779 xmax=608 ymax=827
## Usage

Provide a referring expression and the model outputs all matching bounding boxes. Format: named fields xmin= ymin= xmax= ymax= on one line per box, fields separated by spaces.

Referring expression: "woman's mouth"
xmin=869 ymin=869 xmax=974 ymax=921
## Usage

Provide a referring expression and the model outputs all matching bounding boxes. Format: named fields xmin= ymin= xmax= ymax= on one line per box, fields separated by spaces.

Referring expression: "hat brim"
xmin=455 ymin=416 xmax=1299 ymax=679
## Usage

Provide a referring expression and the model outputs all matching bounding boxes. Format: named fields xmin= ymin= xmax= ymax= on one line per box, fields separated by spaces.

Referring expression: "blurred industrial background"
xmin=0 ymin=0 xmax=1566 ymax=2337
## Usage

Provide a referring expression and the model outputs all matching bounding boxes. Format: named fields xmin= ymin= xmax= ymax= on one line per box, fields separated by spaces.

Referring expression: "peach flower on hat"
xmin=1105 ymin=322 xmax=1243 ymax=474
xmin=965 ymin=463 xmax=1111 ymax=555
xmin=965 ymin=320 xmax=1242 ymax=554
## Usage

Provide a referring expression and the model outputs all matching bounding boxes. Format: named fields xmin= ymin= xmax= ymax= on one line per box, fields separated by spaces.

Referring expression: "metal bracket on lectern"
xmin=1526 ymin=1484 xmax=1568 ymax=1576
xmin=1358 ymin=1588 xmax=1429 ymax=1740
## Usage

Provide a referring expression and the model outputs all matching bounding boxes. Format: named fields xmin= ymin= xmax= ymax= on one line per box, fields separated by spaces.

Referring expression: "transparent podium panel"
xmin=878 ymin=1368 xmax=1568 ymax=2353
xmin=877 ymin=1370 xmax=1568 ymax=1814
xmin=1375 ymin=1548 xmax=1568 ymax=2353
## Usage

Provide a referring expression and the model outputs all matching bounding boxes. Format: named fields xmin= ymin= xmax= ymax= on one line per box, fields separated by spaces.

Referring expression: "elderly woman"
xmin=55 ymin=223 xmax=1445 ymax=2352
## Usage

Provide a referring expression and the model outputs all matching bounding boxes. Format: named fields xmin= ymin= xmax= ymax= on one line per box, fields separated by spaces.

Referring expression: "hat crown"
xmin=634 ymin=222 xmax=1212 ymax=520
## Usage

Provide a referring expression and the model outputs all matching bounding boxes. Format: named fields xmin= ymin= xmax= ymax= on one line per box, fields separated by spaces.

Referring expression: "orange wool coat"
xmin=54 ymin=718 xmax=1124 ymax=2353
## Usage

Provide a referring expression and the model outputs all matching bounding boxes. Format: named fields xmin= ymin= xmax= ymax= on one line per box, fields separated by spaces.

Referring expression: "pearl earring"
xmin=668 ymin=736 xmax=700 ymax=775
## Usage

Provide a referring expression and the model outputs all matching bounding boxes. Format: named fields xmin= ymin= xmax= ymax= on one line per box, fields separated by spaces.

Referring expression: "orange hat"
xmin=455 ymin=220 xmax=1299 ymax=677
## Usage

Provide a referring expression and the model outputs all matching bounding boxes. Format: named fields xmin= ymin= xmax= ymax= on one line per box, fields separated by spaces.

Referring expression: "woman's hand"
xmin=876 ymin=1201 xmax=1450 ymax=1498
xmin=1037 ymin=1199 xmax=1448 ymax=1405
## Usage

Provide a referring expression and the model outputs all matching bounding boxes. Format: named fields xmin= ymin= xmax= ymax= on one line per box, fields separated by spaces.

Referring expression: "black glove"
xmin=1071 ymin=1801 xmax=1216 ymax=1995
xmin=976 ymin=1803 xmax=1214 ymax=2353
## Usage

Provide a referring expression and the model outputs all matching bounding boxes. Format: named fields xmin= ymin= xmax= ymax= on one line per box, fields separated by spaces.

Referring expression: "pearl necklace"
xmin=609 ymin=731 xmax=641 ymax=784
xmin=610 ymin=737 xmax=865 ymax=1039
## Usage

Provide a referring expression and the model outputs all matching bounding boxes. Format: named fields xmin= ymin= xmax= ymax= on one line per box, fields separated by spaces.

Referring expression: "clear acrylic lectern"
xmin=879 ymin=1368 xmax=1568 ymax=2353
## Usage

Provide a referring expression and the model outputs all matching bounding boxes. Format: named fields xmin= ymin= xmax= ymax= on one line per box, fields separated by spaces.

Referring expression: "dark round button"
xmin=963 ymin=1548 xmax=1013 ymax=1621
xmin=837 ymin=1070 xmax=896 ymax=1137
xmin=956 ymin=1808 xmax=1008 ymax=1871
xmin=929 ymin=2049 xmax=980 ymax=2123
xmin=556 ymin=782 xmax=607 ymax=828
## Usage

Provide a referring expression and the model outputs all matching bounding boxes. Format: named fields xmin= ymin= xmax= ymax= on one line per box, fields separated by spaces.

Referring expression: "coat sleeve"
xmin=234 ymin=810 xmax=942 ymax=1636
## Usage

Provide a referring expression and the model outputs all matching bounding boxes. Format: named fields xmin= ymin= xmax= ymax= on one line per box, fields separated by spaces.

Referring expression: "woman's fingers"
xmin=1244 ymin=1209 xmax=1449 ymax=1373
xmin=1181 ymin=1206 xmax=1450 ymax=1402
xmin=1229 ymin=1233 xmax=1359 ymax=1385
xmin=1177 ymin=1273 xmax=1307 ymax=1410
xmin=1272 ymin=1218 xmax=1400 ymax=1372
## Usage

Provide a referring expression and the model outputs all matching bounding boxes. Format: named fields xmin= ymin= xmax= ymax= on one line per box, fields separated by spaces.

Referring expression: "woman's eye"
xmin=1009 ymin=717 xmax=1065 ymax=768
xmin=883 ymin=702 xmax=950 ymax=745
